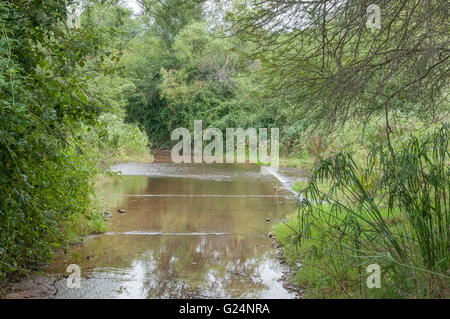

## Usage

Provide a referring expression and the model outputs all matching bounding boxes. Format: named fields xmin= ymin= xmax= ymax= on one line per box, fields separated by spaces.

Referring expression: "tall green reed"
xmin=295 ymin=125 xmax=449 ymax=297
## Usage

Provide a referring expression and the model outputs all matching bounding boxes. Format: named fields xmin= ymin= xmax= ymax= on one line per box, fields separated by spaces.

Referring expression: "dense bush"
xmin=123 ymin=18 xmax=288 ymax=147
xmin=0 ymin=0 xmax=101 ymax=276
xmin=0 ymin=0 xmax=150 ymax=278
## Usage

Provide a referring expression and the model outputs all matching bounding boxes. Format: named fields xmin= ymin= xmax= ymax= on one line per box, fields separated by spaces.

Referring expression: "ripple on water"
xmin=46 ymin=162 xmax=307 ymax=298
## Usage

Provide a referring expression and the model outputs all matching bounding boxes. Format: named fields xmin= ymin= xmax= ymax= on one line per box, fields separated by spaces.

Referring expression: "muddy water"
xmin=45 ymin=156 xmax=307 ymax=298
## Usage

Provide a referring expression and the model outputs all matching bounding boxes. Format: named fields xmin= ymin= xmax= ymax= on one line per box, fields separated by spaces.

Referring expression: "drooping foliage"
xmin=226 ymin=0 xmax=449 ymax=129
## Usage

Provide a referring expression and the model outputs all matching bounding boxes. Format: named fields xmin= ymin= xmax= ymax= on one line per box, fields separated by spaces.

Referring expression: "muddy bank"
xmin=1 ymin=274 xmax=58 ymax=299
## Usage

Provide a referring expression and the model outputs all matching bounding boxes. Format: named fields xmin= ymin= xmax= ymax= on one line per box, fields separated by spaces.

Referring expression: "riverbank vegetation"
xmin=1 ymin=0 xmax=448 ymax=298
xmin=0 ymin=1 xmax=150 ymax=280
xmin=275 ymin=126 xmax=448 ymax=298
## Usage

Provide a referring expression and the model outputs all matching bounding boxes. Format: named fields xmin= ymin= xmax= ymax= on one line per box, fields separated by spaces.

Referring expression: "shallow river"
xmin=44 ymin=154 xmax=307 ymax=298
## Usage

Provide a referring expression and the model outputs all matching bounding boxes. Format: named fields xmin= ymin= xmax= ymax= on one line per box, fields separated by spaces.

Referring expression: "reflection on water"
xmin=45 ymin=160 xmax=306 ymax=298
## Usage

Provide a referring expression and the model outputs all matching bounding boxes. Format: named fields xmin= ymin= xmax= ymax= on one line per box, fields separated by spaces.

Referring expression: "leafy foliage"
xmin=0 ymin=0 xmax=101 ymax=275
xmin=0 ymin=0 xmax=150 ymax=278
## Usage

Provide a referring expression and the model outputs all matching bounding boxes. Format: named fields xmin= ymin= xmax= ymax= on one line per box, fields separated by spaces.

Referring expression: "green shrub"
xmin=78 ymin=111 xmax=152 ymax=169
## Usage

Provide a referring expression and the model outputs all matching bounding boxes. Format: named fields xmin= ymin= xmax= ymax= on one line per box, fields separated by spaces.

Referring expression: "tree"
xmin=226 ymin=0 xmax=449 ymax=130
xmin=137 ymin=0 xmax=204 ymax=46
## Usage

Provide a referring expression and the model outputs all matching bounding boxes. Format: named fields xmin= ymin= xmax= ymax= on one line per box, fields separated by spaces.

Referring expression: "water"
xmin=44 ymin=154 xmax=307 ymax=298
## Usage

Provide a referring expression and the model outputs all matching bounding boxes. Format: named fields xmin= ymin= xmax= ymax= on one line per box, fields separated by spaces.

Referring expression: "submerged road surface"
xmin=44 ymin=156 xmax=307 ymax=298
